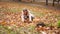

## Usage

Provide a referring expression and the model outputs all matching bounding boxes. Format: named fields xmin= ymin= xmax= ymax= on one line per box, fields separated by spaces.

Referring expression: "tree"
xmin=46 ymin=0 xmax=48 ymax=5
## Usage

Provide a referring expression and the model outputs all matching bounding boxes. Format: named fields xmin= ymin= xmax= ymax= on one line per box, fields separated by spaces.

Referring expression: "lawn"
xmin=0 ymin=2 xmax=60 ymax=34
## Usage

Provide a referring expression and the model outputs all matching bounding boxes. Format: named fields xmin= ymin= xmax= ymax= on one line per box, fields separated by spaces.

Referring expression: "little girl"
xmin=21 ymin=8 xmax=34 ymax=23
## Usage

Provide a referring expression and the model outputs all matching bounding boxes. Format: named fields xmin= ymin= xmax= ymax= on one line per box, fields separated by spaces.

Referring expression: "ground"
xmin=0 ymin=2 xmax=60 ymax=34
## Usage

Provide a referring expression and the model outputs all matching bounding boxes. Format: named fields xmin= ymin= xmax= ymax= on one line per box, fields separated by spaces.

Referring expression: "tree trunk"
xmin=46 ymin=0 xmax=48 ymax=5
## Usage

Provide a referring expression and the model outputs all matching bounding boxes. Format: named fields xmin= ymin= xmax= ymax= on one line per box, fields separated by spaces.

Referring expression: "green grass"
xmin=0 ymin=7 xmax=21 ymax=13
xmin=0 ymin=7 xmax=45 ymax=17
xmin=0 ymin=24 xmax=39 ymax=34
xmin=57 ymin=20 xmax=60 ymax=28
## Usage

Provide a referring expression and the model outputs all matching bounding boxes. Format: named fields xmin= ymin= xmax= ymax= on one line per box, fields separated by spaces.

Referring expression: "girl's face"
xmin=23 ymin=10 xmax=28 ymax=15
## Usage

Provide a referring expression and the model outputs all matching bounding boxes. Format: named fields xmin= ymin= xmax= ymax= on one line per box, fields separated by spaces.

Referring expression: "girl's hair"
xmin=23 ymin=9 xmax=28 ymax=12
